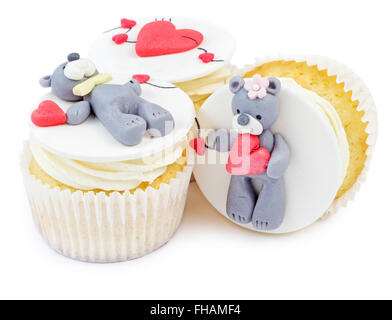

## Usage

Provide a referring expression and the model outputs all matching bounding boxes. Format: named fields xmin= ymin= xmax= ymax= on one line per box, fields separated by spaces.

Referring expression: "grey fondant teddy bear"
xmin=207 ymin=76 xmax=290 ymax=231
xmin=39 ymin=53 xmax=174 ymax=146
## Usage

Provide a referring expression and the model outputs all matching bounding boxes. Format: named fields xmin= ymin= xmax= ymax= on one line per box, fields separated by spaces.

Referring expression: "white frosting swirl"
xmin=30 ymin=140 xmax=184 ymax=191
xmin=175 ymin=66 xmax=234 ymax=96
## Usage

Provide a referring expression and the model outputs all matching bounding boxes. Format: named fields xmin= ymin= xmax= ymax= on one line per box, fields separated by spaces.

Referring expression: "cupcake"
xmin=88 ymin=16 xmax=236 ymax=111
xmin=192 ymin=55 xmax=377 ymax=233
xmin=22 ymin=53 xmax=195 ymax=262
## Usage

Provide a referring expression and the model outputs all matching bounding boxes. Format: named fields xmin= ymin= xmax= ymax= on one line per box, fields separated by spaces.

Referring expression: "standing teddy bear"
xmin=207 ymin=75 xmax=290 ymax=230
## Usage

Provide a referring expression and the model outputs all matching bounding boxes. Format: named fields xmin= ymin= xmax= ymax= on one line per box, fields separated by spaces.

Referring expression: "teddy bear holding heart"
xmin=207 ymin=75 xmax=291 ymax=231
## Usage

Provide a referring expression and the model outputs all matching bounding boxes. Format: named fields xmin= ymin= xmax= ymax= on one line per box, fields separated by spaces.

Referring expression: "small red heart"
xmin=199 ymin=52 xmax=215 ymax=63
xmin=31 ymin=100 xmax=67 ymax=127
xmin=132 ymin=74 xmax=150 ymax=84
xmin=189 ymin=138 xmax=206 ymax=156
xmin=112 ymin=33 xmax=128 ymax=45
xmin=121 ymin=18 xmax=136 ymax=29
xmin=226 ymin=134 xmax=270 ymax=175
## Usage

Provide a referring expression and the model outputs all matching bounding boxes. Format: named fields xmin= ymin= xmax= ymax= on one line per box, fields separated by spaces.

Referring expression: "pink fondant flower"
xmin=244 ymin=75 xmax=270 ymax=100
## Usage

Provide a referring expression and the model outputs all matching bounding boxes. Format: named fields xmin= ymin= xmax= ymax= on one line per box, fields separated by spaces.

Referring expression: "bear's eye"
xmin=236 ymin=109 xmax=241 ymax=114
xmin=129 ymin=80 xmax=134 ymax=84
xmin=256 ymin=115 xmax=262 ymax=120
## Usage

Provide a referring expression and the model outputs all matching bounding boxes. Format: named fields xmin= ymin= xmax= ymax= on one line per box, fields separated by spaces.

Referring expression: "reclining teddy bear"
xmin=207 ymin=75 xmax=290 ymax=230
xmin=38 ymin=53 xmax=175 ymax=146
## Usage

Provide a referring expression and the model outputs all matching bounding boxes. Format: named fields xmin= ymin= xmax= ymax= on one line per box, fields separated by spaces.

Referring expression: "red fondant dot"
xmin=132 ymin=74 xmax=150 ymax=84
xmin=121 ymin=19 xmax=136 ymax=29
xmin=112 ymin=33 xmax=128 ymax=45
xmin=199 ymin=52 xmax=215 ymax=63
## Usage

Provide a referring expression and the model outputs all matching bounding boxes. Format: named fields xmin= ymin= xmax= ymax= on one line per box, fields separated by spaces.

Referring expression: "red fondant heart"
xmin=226 ymin=134 xmax=270 ymax=175
xmin=199 ymin=52 xmax=215 ymax=63
xmin=31 ymin=100 xmax=67 ymax=127
xmin=136 ymin=21 xmax=203 ymax=57
xmin=112 ymin=33 xmax=128 ymax=45
xmin=132 ymin=74 xmax=150 ymax=84
xmin=121 ymin=18 xmax=136 ymax=29
xmin=189 ymin=138 xmax=206 ymax=156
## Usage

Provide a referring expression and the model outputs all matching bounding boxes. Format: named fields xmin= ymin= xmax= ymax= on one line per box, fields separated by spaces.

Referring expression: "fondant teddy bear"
xmin=38 ymin=53 xmax=175 ymax=146
xmin=207 ymin=75 xmax=290 ymax=230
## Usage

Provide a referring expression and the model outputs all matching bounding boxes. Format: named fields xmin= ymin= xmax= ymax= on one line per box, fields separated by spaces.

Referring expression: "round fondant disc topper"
xmin=193 ymin=78 xmax=346 ymax=234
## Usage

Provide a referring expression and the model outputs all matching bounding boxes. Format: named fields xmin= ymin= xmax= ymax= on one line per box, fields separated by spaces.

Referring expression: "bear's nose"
xmin=237 ymin=114 xmax=250 ymax=126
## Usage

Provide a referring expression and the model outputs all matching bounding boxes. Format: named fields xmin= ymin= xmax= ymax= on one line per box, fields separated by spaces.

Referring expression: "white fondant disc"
xmin=30 ymin=78 xmax=195 ymax=162
xmin=89 ymin=17 xmax=236 ymax=83
xmin=193 ymin=79 xmax=344 ymax=234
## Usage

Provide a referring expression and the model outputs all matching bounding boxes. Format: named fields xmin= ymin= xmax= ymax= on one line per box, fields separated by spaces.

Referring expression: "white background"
xmin=0 ymin=0 xmax=391 ymax=300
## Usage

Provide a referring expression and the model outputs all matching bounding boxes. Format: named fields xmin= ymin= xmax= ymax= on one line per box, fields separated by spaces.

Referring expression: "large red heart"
xmin=226 ymin=134 xmax=271 ymax=175
xmin=31 ymin=100 xmax=67 ymax=127
xmin=136 ymin=21 xmax=203 ymax=57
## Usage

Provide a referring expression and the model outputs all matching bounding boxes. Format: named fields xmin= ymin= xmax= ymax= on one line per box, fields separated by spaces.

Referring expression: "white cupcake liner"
xmin=21 ymin=142 xmax=193 ymax=263
xmin=238 ymin=55 xmax=378 ymax=218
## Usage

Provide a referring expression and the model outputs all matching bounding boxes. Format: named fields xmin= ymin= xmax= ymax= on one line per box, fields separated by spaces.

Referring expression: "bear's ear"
xmin=267 ymin=77 xmax=281 ymax=95
xmin=229 ymin=76 xmax=245 ymax=94
xmin=67 ymin=52 xmax=80 ymax=62
xmin=39 ymin=75 xmax=51 ymax=88
xmin=128 ymin=79 xmax=142 ymax=96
